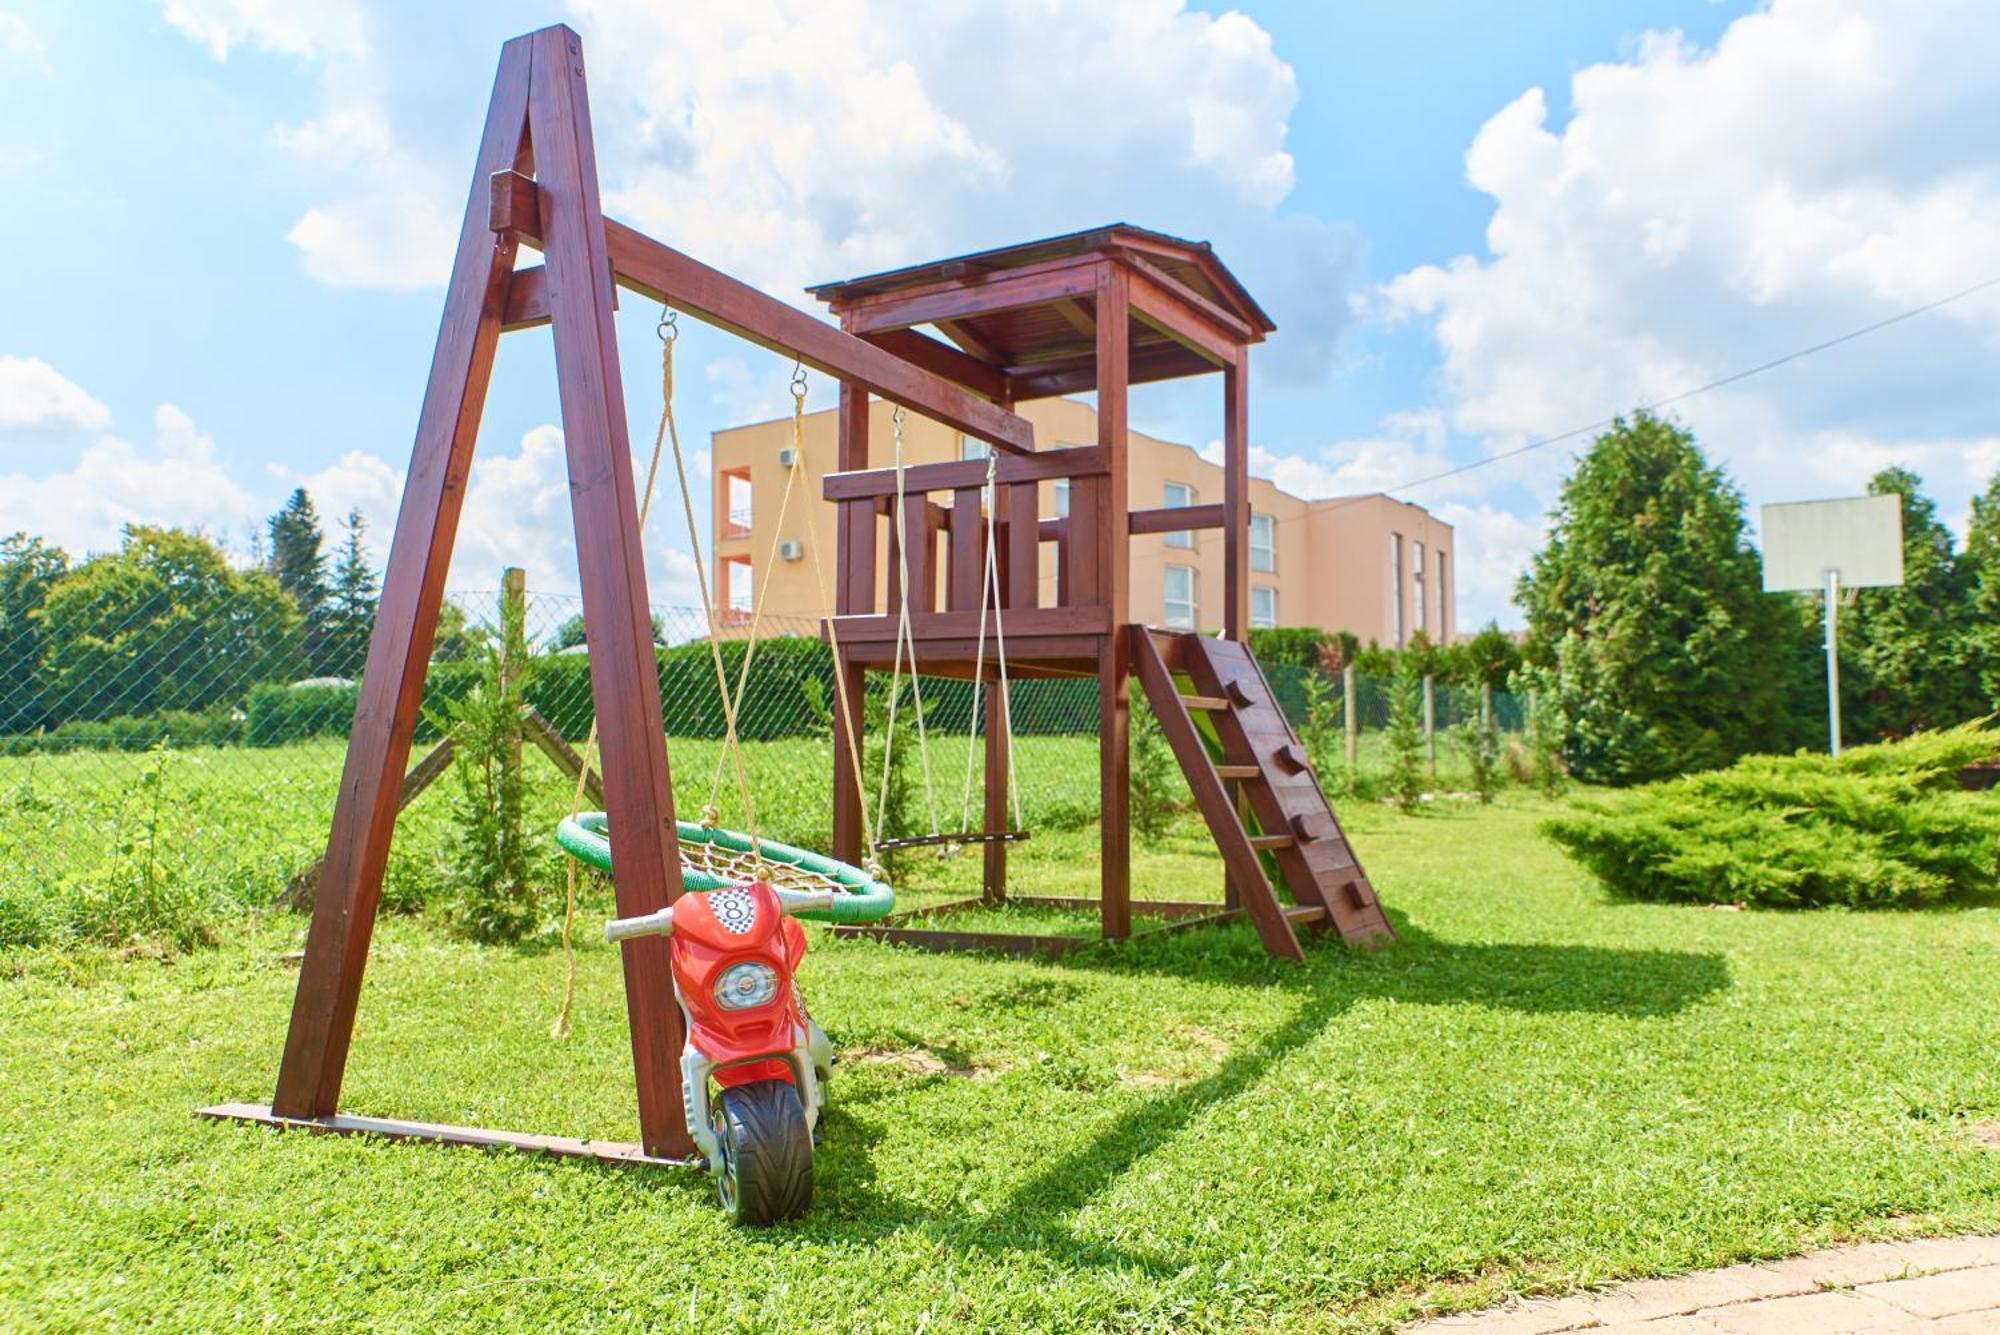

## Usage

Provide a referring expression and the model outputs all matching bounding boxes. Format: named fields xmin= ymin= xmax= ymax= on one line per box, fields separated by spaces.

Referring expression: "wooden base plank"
xmin=197 ymin=1103 xmax=699 ymax=1170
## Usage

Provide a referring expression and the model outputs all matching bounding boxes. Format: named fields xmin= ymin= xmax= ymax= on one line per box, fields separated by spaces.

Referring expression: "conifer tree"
xmin=1517 ymin=413 xmax=1812 ymax=783
xmin=321 ymin=509 xmax=379 ymax=676
xmin=1840 ymin=468 xmax=1983 ymax=739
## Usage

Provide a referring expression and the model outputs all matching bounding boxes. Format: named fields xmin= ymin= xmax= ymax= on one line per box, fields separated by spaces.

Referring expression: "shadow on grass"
xmin=607 ymin=916 xmax=1731 ymax=1279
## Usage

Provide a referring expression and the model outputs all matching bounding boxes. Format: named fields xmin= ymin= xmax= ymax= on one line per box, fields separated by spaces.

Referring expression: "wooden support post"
xmin=1222 ymin=350 xmax=1250 ymax=641
xmin=831 ymin=658 xmax=866 ymax=867
xmin=1097 ymin=265 xmax=1131 ymax=941
xmin=983 ymin=674 xmax=1009 ymax=903
xmin=273 ymin=36 xmax=535 ymax=1129
xmin=526 ymin=26 xmax=689 ymax=1158
xmin=1481 ymin=681 xmax=1493 ymax=732
xmin=830 ymin=382 xmax=872 ymax=869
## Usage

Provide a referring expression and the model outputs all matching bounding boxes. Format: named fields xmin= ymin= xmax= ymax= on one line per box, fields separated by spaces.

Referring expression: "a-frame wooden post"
xmin=264 ymin=25 xmax=692 ymax=1161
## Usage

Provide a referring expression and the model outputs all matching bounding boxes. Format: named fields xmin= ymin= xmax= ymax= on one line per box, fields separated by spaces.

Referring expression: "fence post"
xmin=1481 ymin=680 xmax=1493 ymax=733
xmin=1527 ymin=687 xmax=1539 ymax=739
xmin=1342 ymin=663 xmax=1358 ymax=778
xmin=500 ymin=568 xmax=526 ymax=773
xmin=1423 ymin=674 xmax=1436 ymax=777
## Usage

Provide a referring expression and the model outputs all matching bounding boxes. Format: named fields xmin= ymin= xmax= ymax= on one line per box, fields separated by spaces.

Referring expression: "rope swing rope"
xmin=869 ymin=428 xmax=1030 ymax=856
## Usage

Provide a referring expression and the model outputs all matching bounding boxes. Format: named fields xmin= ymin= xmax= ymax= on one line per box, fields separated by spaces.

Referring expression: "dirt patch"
xmin=843 ymin=1046 xmax=989 ymax=1080
xmin=1970 ymin=1121 xmax=2000 ymax=1151
xmin=1178 ymin=1025 xmax=1233 ymax=1059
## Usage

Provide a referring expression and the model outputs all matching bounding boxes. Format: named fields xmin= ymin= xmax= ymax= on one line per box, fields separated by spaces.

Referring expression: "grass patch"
xmin=5 ymin=798 xmax=2000 ymax=1330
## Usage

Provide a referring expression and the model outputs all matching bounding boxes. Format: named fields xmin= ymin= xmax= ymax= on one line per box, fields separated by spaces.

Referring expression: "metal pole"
xmin=1825 ymin=567 xmax=1842 ymax=756
xmin=1343 ymin=663 xmax=1358 ymax=774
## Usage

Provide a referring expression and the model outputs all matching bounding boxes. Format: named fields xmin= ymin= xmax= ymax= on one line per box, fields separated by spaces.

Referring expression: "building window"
xmin=1413 ymin=541 xmax=1427 ymax=635
xmin=721 ymin=554 xmax=753 ymax=624
xmin=1250 ymin=511 xmax=1275 ymax=573
xmin=1250 ymin=585 xmax=1276 ymax=629
xmin=1390 ymin=533 xmax=1405 ymax=647
xmin=959 ymin=433 xmax=989 ymax=462
xmin=1164 ymin=564 xmax=1198 ymax=629
xmin=1163 ymin=481 xmax=1195 ymax=549
xmin=1051 ymin=479 xmax=1069 ymax=519
xmin=721 ymin=468 xmax=753 ymax=538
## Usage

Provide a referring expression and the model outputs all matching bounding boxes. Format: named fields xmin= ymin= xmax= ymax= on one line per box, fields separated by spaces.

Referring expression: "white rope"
xmin=956 ymin=447 xmax=1022 ymax=835
xmin=874 ymin=406 xmax=942 ymax=850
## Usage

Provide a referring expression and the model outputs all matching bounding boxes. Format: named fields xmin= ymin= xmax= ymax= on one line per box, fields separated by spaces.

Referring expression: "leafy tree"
xmin=318 ymin=509 xmax=379 ymax=677
xmin=1840 ymin=468 xmax=1984 ymax=739
xmin=1517 ymin=413 xmax=1809 ymax=784
xmin=36 ymin=526 xmax=302 ymax=721
xmin=0 ymin=534 xmax=69 ymax=734
xmin=1453 ymin=621 xmax=1522 ymax=691
xmin=552 ymin=609 xmax=669 ymax=653
xmin=430 ymin=599 xmax=487 ymax=664
xmin=1966 ymin=471 xmax=2000 ymax=706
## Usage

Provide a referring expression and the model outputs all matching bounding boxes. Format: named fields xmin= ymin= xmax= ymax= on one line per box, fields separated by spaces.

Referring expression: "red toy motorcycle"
xmin=605 ymin=883 xmax=835 ymax=1226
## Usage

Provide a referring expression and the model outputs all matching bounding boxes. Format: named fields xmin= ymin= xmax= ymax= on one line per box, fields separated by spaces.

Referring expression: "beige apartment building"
xmin=712 ymin=396 xmax=1453 ymax=648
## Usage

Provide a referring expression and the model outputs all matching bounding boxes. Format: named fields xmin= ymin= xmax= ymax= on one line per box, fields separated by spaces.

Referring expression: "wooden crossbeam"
xmin=490 ymin=170 xmax=1035 ymax=455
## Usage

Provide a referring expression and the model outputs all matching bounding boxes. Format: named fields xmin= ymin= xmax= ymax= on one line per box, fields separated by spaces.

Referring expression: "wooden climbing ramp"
xmin=1134 ymin=628 xmax=1397 ymax=957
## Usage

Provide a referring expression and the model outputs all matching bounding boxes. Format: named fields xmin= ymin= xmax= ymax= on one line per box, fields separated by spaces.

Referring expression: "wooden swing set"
xmin=202 ymin=23 xmax=1390 ymax=1169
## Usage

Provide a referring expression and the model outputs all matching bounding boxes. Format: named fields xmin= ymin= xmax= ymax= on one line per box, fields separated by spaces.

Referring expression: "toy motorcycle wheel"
xmin=714 ymin=1080 xmax=814 ymax=1226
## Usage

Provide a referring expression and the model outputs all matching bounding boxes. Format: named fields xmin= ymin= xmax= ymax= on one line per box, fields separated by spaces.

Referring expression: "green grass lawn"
xmin=5 ymin=795 xmax=1999 ymax=1331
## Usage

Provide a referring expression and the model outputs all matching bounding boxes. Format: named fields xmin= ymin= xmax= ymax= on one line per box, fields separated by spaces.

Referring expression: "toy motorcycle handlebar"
xmin=604 ymin=888 xmax=839 ymax=943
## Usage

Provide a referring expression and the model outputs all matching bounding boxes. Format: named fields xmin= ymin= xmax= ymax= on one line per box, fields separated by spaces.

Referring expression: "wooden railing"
xmin=821 ymin=443 xmax=1233 ymax=648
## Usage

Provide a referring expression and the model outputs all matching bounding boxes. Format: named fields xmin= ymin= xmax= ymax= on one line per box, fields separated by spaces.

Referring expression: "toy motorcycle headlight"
xmin=714 ymin=961 xmax=780 ymax=1011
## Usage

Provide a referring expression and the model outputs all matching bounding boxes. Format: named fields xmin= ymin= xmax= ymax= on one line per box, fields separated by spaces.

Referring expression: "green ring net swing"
xmin=555 ymin=813 xmax=894 ymax=924
xmin=549 ymin=306 xmax=894 ymax=932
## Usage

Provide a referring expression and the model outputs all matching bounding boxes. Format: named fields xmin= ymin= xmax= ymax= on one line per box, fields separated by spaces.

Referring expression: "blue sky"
xmin=4 ymin=0 xmax=1996 ymax=628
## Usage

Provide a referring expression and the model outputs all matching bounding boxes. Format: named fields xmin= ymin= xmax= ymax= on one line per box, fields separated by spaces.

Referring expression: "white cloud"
xmin=578 ymin=0 xmax=1304 ymax=301
xmin=1366 ymin=0 xmax=2000 ymax=626
xmin=0 ymin=356 xmax=113 ymax=439
xmin=1379 ymin=0 xmax=2000 ymax=512
xmin=0 ymin=404 xmax=258 ymax=555
xmin=158 ymin=0 xmax=366 ymax=62
xmin=1430 ymin=502 xmax=1545 ymax=629
xmin=284 ymin=192 xmax=454 ymax=290
xmin=0 ymin=10 xmax=49 ymax=73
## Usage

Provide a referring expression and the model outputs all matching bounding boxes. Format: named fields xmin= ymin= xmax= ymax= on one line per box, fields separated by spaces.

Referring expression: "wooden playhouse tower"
xmin=809 ymin=228 xmax=1396 ymax=960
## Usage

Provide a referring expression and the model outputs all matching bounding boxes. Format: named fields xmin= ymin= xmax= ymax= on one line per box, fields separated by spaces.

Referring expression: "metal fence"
xmin=0 ymin=577 xmax=1525 ymax=949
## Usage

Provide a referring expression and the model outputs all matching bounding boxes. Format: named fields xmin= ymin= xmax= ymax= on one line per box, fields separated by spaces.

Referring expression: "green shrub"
xmin=1544 ymin=721 xmax=2000 ymax=908
xmin=0 ymin=709 xmax=243 ymax=755
xmin=246 ymin=683 xmax=357 ymax=746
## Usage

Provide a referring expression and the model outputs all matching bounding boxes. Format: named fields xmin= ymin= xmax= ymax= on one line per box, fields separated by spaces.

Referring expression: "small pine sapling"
xmin=1129 ymin=693 xmax=1183 ymax=839
xmin=1456 ymin=715 xmax=1502 ymax=804
xmin=1384 ymin=656 xmax=1427 ymax=811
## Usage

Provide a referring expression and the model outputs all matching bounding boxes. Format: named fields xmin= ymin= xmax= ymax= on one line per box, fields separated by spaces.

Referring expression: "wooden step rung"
xmin=1214 ymin=764 xmax=1260 ymax=780
xmin=1283 ymin=905 xmax=1328 ymax=924
xmin=1247 ymin=833 xmax=1293 ymax=851
xmin=1180 ymin=695 xmax=1232 ymax=711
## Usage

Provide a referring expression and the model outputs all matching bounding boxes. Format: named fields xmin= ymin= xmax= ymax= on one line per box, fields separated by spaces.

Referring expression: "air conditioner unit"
xmin=777 ymin=446 xmax=799 ymax=469
xmin=778 ymin=539 xmax=805 ymax=562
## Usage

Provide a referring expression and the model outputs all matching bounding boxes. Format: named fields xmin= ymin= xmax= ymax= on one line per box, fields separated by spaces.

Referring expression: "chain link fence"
xmin=0 ymin=576 xmax=1526 ymax=951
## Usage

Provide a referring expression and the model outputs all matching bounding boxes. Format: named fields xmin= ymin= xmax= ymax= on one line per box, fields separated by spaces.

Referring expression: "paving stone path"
xmin=1407 ymin=1235 xmax=2000 ymax=1332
